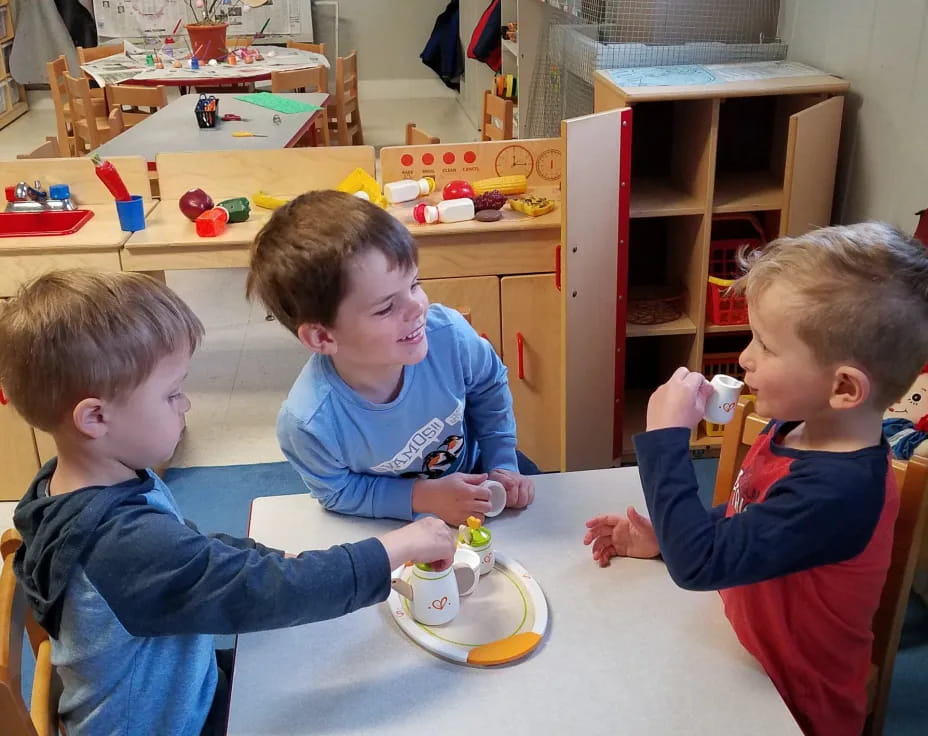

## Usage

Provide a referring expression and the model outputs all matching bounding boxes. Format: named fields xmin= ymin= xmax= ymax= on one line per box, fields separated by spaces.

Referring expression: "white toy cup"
xmin=703 ymin=374 xmax=745 ymax=425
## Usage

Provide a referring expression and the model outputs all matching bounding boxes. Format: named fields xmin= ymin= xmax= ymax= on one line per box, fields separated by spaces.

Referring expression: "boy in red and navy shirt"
xmin=584 ymin=223 xmax=928 ymax=735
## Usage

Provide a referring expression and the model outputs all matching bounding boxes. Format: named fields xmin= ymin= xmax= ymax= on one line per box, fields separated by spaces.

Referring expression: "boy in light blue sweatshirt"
xmin=0 ymin=270 xmax=457 ymax=736
xmin=247 ymin=190 xmax=537 ymax=526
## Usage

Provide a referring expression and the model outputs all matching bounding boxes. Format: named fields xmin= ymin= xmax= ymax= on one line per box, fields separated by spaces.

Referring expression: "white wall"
xmin=779 ymin=0 xmax=928 ymax=230
xmin=313 ymin=0 xmax=450 ymax=84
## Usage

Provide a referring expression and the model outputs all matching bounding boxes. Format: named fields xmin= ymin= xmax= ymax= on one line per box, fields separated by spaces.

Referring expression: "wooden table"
xmin=92 ymin=93 xmax=328 ymax=163
xmin=229 ymin=468 xmax=799 ymax=735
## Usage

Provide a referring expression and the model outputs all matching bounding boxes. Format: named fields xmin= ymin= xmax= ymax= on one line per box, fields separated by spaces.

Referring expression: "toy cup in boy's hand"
xmin=583 ymin=507 xmax=660 ymax=566
xmin=704 ymin=374 xmax=745 ymax=425
xmin=646 ymin=367 xmax=715 ymax=431
xmin=412 ymin=472 xmax=492 ymax=526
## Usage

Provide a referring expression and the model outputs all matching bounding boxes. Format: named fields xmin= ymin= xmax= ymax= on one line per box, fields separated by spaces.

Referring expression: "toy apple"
xmin=179 ymin=188 xmax=214 ymax=222
xmin=442 ymin=179 xmax=475 ymax=200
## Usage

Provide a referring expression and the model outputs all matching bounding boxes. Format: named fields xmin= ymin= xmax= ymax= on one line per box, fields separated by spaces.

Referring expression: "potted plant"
xmin=185 ymin=0 xmax=243 ymax=60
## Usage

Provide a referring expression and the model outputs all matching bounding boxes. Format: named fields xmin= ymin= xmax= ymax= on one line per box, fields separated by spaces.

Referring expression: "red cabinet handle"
xmin=516 ymin=332 xmax=525 ymax=379
xmin=555 ymin=244 xmax=562 ymax=291
xmin=0 ymin=386 xmax=7 ymax=405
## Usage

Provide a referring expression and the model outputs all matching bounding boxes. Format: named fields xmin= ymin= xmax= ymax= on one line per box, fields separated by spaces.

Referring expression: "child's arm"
xmin=81 ymin=508 xmax=455 ymax=636
xmin=634 ymin=428 xmax=885 ymax=590
xmin=454 ymin=312 xmax=519 ymax=472
xmin=279 ymin=411 xmax=417 ymax=519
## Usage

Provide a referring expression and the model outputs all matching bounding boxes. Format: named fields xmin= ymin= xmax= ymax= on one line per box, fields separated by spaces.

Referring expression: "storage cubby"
xmin=629 ymin=99 xmax=714 ymax=218
xmin=620 ymin=334 xmax=699 ymax=459
xmin=595 ymin=64 xmax=848 ymax=460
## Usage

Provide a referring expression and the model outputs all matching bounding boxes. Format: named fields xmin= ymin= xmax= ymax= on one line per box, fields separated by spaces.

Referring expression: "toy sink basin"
xmin=0 ymin=209 xmax=95 ymax=237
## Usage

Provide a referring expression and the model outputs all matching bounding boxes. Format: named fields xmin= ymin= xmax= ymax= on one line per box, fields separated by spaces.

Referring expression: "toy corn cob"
xmin=509 ymin=195 xmax=556 ymax=217
xmin=471 ymin=175 xmax=527 ymax=196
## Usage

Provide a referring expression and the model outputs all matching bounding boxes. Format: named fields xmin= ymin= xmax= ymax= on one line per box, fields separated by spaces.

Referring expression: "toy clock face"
xmin=535 ymin=148 xmax=562 ymax=182
xmin=494 ymin=144 xmax=534 ymax=177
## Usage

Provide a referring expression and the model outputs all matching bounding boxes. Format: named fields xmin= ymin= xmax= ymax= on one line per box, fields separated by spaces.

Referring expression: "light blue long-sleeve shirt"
xmin=278 ymin=304 xmax=519 ymax=519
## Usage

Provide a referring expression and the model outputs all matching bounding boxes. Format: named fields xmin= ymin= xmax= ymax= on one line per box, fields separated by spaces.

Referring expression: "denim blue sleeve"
xmin=278 ymin=409 xmax=416 ymax=520
xmin=632 ymin=428 xmax=885 ymax=591
xmin=452 ymin=311 xmax=518 ymax=472
xmin=84 ymin=503 xmax=392 ymax=636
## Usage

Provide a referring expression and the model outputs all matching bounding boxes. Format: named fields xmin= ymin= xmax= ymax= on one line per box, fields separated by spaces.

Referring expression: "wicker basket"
xmin=627 ymin=285 xmax=686 ymax=325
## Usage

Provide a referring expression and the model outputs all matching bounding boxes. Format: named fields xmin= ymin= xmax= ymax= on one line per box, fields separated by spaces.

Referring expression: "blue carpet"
xmin=20 ymin=459 xmax=928 ymax=734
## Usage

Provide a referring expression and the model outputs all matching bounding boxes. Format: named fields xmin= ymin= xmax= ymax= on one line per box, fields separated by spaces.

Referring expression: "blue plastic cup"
xmin=115 ymin=195 xmax=146 ymax=232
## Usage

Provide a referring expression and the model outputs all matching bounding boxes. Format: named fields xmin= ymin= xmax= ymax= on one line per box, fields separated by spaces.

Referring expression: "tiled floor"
xmin=0 ymin=88 xmax=479 ymax=530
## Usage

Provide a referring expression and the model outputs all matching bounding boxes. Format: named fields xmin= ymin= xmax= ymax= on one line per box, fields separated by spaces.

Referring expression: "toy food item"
xmin=335 ymin=168 xmax=387 ymax=208
xmin=216 ymin=197 xmax=251 ymax=223
xmin=472 ymin=175 xmax=527 ymax=196
xmin=91 ymin=154 xmax=131 ymax=201
xmin=412 ymin=197 xmax=475 ymax=224
xmin=475 ymin=209 xmax=502 ymax=222
xmin=384 ymin=177 xmax=435 ymax=204
xmin=509 ymin=195 xmax=556 ymax=217
xmin=179 ymin=187 xmax=214 ymax=221
xmin=251 ymin=191 xmax=290 ymax=210
xmin=442 ymin=180 xmax=475 ymax=200
xmin=195 ymin=207 xmax=228 ymax=237
xmin=473 ymin=190 xmax=507 ymax=211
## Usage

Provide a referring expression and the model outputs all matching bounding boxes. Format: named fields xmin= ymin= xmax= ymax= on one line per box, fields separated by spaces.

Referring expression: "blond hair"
xmin=733 ymin=222 xmax=928 ymax=408
xmin=246 ymin=190 xmax=416 ymax=334
xmin=0 ymin=270 xmax=203 ymax=430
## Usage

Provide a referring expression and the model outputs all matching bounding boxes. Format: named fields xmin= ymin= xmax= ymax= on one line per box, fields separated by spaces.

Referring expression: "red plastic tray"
xmin=0 ymin=209 xmax=95 ymax=237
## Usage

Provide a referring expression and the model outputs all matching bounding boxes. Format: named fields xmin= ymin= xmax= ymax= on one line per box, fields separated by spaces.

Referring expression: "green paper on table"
xmin=234 ymin=93 xmax=323 ymax=113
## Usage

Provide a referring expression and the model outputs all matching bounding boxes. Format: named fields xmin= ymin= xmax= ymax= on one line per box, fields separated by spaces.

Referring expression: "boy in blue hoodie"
xmin=0 ymin=269 xmax=457 ymax=736
xmin=246 ymin=190 xmax=537 ymax=526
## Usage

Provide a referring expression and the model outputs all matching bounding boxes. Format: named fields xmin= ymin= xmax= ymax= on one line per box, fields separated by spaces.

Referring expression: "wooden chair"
xmin=271 ymin=67 xmax=330 ymax=146
xmin=405 ymin=123 xmax=440 ymax=145
xmin=713 ymin=398 xmax=928 ymax=736
xmin=286 ymin=41 xmax=328 ymax=93
xmin=64 ymin=73 xmax=123 ymax=154
xmin=1 ymin=529 xmax=62 ymax=736
xmin=16 ymin=139 xmax=63 ymax=160
xmin=105 ymin=84 xmax=168 ymax=128
xmin=326 ymin=50 xmax=363 ymax=146
xmin=481 ymin=90 xmax=514 ymax=141
xmin=48 ymin=56 xmax=105 ymax=157
xmin=76 ymin=44 xmax=122 ymax=66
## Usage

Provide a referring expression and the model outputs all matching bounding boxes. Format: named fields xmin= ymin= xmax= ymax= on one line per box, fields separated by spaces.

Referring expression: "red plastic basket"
xmin=706 ymin=214 xmax=766 ymax=326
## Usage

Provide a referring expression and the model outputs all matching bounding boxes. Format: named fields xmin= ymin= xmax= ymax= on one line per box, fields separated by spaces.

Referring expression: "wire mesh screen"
xmin=524 ymin=1 xmax=786 ymax=138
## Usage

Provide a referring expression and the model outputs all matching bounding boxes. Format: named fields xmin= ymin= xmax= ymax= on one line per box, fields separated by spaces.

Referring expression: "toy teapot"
xmin=391 ymin=547 xmax=481 ymax=625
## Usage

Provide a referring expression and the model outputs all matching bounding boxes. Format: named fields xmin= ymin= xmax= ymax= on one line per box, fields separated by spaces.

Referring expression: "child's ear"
xmin=72 ymin=398 xmax=108 ymax=439
xmin=297 ymin=322 xmax=337 ymax=355
xmin=829 ymin=365 xmax=871 ymax=410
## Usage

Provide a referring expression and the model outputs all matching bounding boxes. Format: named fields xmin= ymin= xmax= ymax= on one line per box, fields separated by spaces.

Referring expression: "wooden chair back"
xmin=327 ymin=50 xmax=363 ymax=146
xmin=271 ymin=67 xmax=326 ymax=94
xmin=405 ymin=123 xmax=440 ymax=145
xmin=287 ymin=41 xmax=328 ymax=93
xmin=713 ymin=399 xmax=928 ymax=736
xmin=76 ymin=44 xmax=122 ymax=66
xmin=46 ymin=56 xmax=75 ymax=157
xmin=105 ymin=84 xmax=168 ymax=128
xmin=481 ymin=90 xmax=514 ymax=141
xmin=0 ymin=529 xmax=62 ymax=736
xmin=65 ymin=73 xmax=121 ymax=153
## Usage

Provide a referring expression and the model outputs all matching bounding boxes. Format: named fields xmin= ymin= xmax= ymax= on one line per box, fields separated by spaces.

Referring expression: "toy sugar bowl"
xmin=458 ymin=516 xmax=494 ymax=576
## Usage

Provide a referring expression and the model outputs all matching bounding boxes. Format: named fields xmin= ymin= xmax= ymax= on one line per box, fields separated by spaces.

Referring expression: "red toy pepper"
xmin=90 ymin=154 xmax=131 ymax=201
xmin=195 ymin=207 xmax=229 ymax=237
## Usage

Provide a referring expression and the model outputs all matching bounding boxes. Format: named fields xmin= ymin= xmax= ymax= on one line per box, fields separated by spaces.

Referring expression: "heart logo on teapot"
xmin=430 ymin=596 xmax=450 ymax=610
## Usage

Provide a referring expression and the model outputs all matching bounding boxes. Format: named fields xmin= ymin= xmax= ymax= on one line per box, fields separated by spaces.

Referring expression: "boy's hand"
xmin=412 ymin=472 xmax=491 ymax=526
xmin=646 ymin=367 xmax=714 ymax=431
xmin=488 ymin=468 xmax=535 ymax=509
xmin=583 ymin=507 xmax=660 ymax=567
xmin=379 ymin=517 xmax=457 ymax=572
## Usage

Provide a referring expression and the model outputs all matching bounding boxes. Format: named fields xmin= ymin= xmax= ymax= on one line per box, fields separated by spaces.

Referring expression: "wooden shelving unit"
xmin=0 ymin=0 xmax=27 ymax=131
xmin=595 ymin=64 xmax=849 ymax=461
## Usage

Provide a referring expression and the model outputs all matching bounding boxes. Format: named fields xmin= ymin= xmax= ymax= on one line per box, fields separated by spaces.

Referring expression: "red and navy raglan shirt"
xmin=633 ymin=421 xmax=898 ymax=736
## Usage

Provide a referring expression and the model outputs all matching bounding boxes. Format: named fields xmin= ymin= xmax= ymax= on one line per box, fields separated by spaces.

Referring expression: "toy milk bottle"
xmin=383 ymin=176 xmax=435 ymax=204
xmin=458 ymin=516 xmax=494 ymax=575
xmin=411 ymin=197 xmax=475 ymax=224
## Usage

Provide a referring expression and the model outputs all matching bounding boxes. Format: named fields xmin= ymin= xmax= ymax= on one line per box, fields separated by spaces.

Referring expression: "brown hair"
xmin=0 ymin=270 xmax=203 ymax=431
xmin=246 ymin=190 xmax=417 ymax=334
xmin=733 ymin=222 xmax=928 ymax=408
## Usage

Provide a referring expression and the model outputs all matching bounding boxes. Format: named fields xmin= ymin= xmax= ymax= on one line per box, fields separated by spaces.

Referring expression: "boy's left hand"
xmin=488 ymin=468 xmax=534 ymax=509
xmin=647 ymin=366 xmax=714 ymax=431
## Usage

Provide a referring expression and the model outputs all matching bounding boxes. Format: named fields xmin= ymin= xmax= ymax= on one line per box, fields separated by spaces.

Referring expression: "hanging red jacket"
xmin=468 ymin=0 xmax=501 ymax=73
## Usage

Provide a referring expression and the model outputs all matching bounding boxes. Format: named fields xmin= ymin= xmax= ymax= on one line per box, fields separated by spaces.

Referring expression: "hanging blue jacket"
xmin=421 ymin=0 xmax=464 ymax=90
